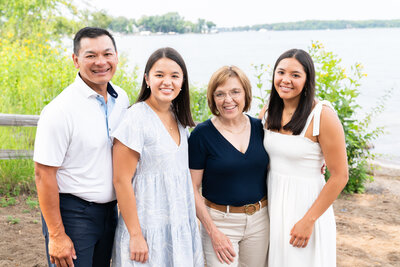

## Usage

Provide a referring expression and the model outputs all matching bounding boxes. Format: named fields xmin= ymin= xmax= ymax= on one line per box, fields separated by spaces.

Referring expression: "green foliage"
xmin=0 ymin=159 xmax=35 ymax=195
xmin=109 ymin=16 xmax=136 ymax=34
xmin=0 ymin=0 xmax=80 ymax=40
xmin=0 ymin=37 xmax=75 ymax=114
xmin=112 ymin=56 xmax=141 ymax=103
xmin=0 ymin=196 xmax=17 ymax=207
xmin=6 ymin=215 xmax=20 ymax=224
xmin=227 ymin=19 xmax=400 ymax=32
xmin=0 ymin=27 xmax=76 ymax=195
xmin=82 ymin=10 xmax=216 ymax=34
xmin=206 ymin=21 xmax=216 ymax=31
xmin=252 ymin=63 xmax=272 ymax=114
xmin=190 ymin=85 xmax=212 ymax=124
xmin=138 ymin=12 xmax=186 ymax=33
xmin=310 ymin=41 xmax=390 ymax=193
xmin=90 ymin=10 xmax=113 ymax=29
xmin=25 ymin=196 xmax=39 ymax=209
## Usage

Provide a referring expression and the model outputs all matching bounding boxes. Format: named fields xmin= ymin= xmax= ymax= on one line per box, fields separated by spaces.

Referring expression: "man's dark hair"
xmin=73 ymin=27 xmax=117 ymax=55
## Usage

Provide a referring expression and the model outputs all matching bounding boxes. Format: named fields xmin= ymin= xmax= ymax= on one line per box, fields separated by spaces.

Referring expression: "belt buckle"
xmin=244 ymin=203 xmax=257 ymax=215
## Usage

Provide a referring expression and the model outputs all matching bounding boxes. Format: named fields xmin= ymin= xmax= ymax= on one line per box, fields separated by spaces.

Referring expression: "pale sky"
xmin=85 ymin=0 xmax=400 ymax=27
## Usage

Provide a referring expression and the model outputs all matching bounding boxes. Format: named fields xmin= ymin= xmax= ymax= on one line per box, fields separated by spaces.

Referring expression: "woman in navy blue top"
xmin=189 ymin=66 xmax=270 ymax=267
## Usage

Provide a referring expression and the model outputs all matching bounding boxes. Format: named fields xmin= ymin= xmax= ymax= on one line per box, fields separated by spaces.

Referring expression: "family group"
xmin=34 ymin=27 xmax=348 ymax=267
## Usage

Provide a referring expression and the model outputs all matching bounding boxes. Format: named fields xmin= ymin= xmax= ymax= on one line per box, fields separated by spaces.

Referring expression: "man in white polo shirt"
xmin=34 ymin=27 xmax=129 ymax=267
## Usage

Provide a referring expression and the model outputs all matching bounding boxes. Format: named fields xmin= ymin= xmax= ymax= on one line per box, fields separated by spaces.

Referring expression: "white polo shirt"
xmin=34 ymin=74 xmax=130 ymax=203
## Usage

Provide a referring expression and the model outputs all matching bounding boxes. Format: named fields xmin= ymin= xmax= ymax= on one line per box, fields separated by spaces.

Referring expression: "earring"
xmin=147 ymin=85 xmax=149 ymax=89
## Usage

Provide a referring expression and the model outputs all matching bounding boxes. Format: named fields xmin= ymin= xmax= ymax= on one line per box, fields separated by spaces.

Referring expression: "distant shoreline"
xmin=114 ymin=26 xmax=400 ymax=37
xmin=110 ymin=19 xmax=400 ymax=36
xmin=219 ymin=19 xmax=400 ymax=32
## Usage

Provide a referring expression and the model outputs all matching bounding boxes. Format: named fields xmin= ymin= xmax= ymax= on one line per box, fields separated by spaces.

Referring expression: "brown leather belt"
xmin=205 ymin=196 xmax=267 ymax=215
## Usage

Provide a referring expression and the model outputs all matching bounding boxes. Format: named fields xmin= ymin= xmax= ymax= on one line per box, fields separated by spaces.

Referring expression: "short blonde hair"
xmin=207 ymin=66 xmax=252 ymax=116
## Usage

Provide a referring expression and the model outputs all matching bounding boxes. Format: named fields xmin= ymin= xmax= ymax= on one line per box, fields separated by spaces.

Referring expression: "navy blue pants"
xmin=42 ymin=193 xmax=118 ymax=267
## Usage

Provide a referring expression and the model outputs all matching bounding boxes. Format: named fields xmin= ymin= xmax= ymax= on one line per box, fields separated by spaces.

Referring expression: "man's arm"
xmin=35 ymin=162 xmax=76 ymax=267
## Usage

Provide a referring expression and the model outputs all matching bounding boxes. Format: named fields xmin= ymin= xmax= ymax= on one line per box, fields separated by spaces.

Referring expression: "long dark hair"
xmin=136 ymin=47 xmax=195 ymax=127
xmin=267 ymin=49 xmax=315 ymax=135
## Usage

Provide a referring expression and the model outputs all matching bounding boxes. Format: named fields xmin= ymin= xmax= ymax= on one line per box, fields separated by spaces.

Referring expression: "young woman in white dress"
xmin=259 ymin=49 xmax=348 ymax=267
xmin=111 ymin=47 xmax=203 ymax=266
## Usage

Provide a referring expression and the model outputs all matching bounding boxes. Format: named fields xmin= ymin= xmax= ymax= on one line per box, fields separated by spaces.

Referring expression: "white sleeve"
xmin=33 ymin=105 xmax=70 ymax=167
xmin=313 ymin=100 xmax=336 ymax=136
xmin=111 ymin=107 xmax=144 ymax=155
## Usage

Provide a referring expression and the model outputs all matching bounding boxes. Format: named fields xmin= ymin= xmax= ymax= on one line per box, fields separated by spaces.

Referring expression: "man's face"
xmin=72 ymin=35 xmax=118 ymax=92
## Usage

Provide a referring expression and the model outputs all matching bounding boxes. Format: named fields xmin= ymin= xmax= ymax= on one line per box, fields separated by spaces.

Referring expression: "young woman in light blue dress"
xmin=111 ymin=47 xmax=204 ymax=267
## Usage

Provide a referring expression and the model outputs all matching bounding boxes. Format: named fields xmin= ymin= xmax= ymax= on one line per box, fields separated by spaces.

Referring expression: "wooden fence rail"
xmin=0 ymin=113 xmax=199 ymax=160
xmin=0 ymin=113 xmax=39 ymax=126
xmin=0 ymin=113 xmax=39 ymax=159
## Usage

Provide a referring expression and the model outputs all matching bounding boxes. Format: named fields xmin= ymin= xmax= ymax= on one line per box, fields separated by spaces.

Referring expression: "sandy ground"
xmin=1 ymin=175 xmax=399 ymax=267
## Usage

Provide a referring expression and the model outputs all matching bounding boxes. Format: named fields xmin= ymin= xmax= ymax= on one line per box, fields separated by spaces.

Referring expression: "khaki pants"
xmin=201 ymin=206 xmax=269 ymax=267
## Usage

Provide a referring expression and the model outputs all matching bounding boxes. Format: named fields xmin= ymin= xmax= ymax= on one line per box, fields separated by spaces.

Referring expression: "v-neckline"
xmin=143 ymin=102 xmax=181 ymax=148
xmin=209 ymin=115 xmax=253 ymax=156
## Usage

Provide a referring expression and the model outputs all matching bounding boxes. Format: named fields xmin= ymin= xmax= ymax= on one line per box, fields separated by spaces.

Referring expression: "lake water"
xmin=115 ymin=28 xmax=400 ymax=164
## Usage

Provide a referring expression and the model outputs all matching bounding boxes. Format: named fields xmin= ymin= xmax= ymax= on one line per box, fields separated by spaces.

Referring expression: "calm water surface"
xmin=115 ymin=28 xmax=400 ymax=163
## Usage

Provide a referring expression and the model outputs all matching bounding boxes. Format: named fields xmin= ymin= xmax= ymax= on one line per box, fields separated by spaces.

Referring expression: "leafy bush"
xmin=0 ymin=32 xmax=76 ymax=195
xmin=0 ymin=5 xmax=79 ymax=195
xmin=252 ymin=63 xmax=272 ymax=114
xmin=190 ymin=84 xmax=212 ymax=124
xmin=112 ymin=56 xmax=141 ymax=103
xmin=311 ymin=41 xmax=392 ymax=193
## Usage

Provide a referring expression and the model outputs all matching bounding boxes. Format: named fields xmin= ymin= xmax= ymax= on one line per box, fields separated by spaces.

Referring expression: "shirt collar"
xmin=74 ymin=73 xmax=119 ymax=99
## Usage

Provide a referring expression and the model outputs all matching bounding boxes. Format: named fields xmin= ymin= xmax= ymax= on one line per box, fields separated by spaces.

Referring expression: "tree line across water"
xmin=223 ymin=19 xmax=400 ymax=32
xmin=89 ymin=12 xmax=400 ymax=34
xmin=86 ymin=11 xmax=216 ymax=34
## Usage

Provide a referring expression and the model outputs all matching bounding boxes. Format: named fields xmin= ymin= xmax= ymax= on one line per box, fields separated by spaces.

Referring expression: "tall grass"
xmin=0 ymin=34 xmax=74 ymax=195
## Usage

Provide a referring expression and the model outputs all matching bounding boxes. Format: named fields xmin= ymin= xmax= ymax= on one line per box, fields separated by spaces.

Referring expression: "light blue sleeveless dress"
xmin=111 ymin=102 xmax=204 ymax=267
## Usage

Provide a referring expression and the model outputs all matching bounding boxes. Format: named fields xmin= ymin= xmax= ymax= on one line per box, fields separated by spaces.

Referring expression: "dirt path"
xmin=1 ymin=175 xmax=400 ymax=267
xmin=335 ymin=176 xmax=400 ymax=267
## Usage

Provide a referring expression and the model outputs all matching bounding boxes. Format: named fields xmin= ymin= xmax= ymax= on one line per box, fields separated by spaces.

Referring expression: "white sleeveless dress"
xmin=263 ymin=101 xmax=336 ymax=267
